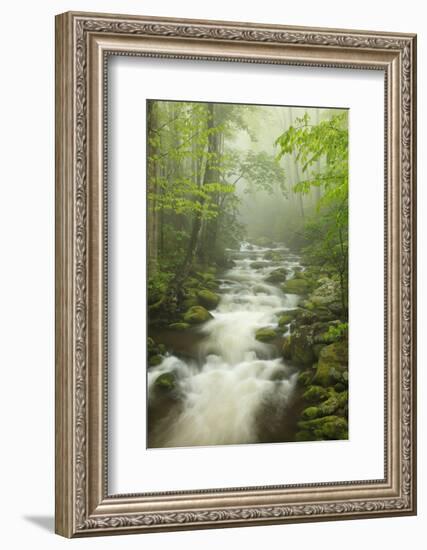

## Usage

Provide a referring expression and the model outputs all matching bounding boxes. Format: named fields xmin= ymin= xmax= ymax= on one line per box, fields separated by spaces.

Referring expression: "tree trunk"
xmin=175 ymin=103 xmax=217 ymax=288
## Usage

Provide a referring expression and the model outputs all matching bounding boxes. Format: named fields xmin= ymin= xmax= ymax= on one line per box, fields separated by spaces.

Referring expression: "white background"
xmin=0 ymin=1 xmax=424 ymax=548
xmin=109 ymin=59 xmax=384 ymax=493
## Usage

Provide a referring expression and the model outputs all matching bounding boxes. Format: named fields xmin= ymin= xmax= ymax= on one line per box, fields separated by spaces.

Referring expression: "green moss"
xmin=302 ymin=385 xmax=329 ymax=403
xmin=195 ymin=271 xmax=215 ymax=283
xmin=281 ymin=278 xmax=311 ymax=295
xmin=149 ymin=355 xmax=163 ymax=367
xmin=255 ymin=327 xmax=277 ymax=342
xmin=312 ymin=341 xmax=348 ymax=387
xmin=290 ymin=327 xmax=316 ymax=366
xmin=278 ymin=314 xmax=293 ymax=327
xmin=302 ymin=406 xmax=320 ymax=419
xmin=278 ymin=309 xmax=300 ymax=324
xmin=168 ymin=322 xmax=191 ymax=331
xmin=154 ymin=372 xmax=176 ymax=391
xmin=182 ymin=296 xmax=199 ymax=309
xmin=278 ymin=309 xmax=300 ymax=329
xmin=183 ymin=305 xmax=213 ymax=324
xmin=298 ymin=370 xmax=313 ymax=387
xmin=205 ymin=280 xmax=219 ymax=290
xmin=197 ymin=289 xmax=220 ymax=310
xmin=297 ymin=415 xmax=348 ymax=440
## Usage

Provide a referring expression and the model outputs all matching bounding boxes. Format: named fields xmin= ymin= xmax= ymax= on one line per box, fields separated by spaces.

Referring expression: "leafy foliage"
xmin=275 ymin=112 xmax=349 ymax=315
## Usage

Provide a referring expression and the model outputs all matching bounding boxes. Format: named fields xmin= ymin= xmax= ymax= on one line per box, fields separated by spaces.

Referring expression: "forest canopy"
xmin=147 ymin=100 xmax=348 ymax=320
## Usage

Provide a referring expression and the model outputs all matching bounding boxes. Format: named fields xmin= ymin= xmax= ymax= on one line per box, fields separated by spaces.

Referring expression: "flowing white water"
xmin=148 ymin=242 xmax=302 ymax=448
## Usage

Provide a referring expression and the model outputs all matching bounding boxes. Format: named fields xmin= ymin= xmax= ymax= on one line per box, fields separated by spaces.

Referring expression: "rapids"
xmin=147 ymin=242 xmax=304 ymax=448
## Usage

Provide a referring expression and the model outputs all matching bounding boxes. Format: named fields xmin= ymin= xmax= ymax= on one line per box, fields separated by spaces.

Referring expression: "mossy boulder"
xmin=289 ymin=326 xmax=316 ymax=366
xmin=197 ymin=289 xmax=220 ymax=310
xmin=302 ymin=385 xmax=329 ymax=403
xmin=266 ymin=267 xmax=288 ymax=283
xmin=147 ymin=337 xmax=166 ymax=366
xmin=154 ymin=372 xmax=177 ymax=391
xmin=149 ymin=354 xmax=163 ymax=367
xmin=278 ymin=309 xmax=300 ymax=327
xmin=297 ymin=415 xmax=348 ymax=440
xmin=278 ymin=314 xmax=293 ymax=327
xmin=182 ymin=296 xmax=199 ymax=309
xmin=168 ymin=322 xmax=191 ymax=331
xmin=281 ymin=278 xmax=311 ymax=295
xmin=312 ymin=341 xmax=348 ymax=387
xmin=298 ymin=370 xmax=313 ymax=387
xmin=317 ymin=391 xmax=348 ymax=417
xmin=270 ymin=368 xmax=287 ymax=382
xmin=194 ymin=271 xmax=216 ymax=284
xmin=302 ymin=406 xmax=321 ymax=419
xmin=183 ymin=305 xmax=213 ymax=324
xmin=255 ymin=327 xmax=277 ymax=342
xmin=294 ymin=309 xmax=318 ymax=325
xmin=309 ymin=277 xmax=341 ymax=309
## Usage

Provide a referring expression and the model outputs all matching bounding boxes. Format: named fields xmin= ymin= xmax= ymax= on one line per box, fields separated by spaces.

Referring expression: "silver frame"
xmin=55 ymin=11 xmax=417 ymax=537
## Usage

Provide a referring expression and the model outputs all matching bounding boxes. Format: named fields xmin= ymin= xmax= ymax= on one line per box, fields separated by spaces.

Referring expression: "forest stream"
xmin=147 ymin=241 xmax=305 ymax=448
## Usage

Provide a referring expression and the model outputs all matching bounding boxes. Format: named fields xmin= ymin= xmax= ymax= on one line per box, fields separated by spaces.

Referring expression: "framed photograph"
xmin=55 ymin=11 xmax=417 ymax=537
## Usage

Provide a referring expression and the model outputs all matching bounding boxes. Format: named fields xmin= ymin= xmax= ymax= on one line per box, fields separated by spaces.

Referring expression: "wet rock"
xmin=154 ymin=372 xmax=177 ymax=391
xmin=270 ymin=368 xmax=288 ymax=382
xmin=168 ymin=322 xmax=191 ymax=331
xmin=197 ymin=289 xmax=220 ymax=310
xmin=278 ymin=309 xmax=300 ymax=327
xmin=255 ymin=327 xmax=277 ymax=342
xmin=266 ymin=267 xmax=288 ymax=283
xmin=183 ymin=305 xmax=213 ymax=324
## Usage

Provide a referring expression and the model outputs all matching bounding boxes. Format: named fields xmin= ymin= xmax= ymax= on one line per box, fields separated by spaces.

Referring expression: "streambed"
xmin=148 ymin=242 xmax=306 ymax=448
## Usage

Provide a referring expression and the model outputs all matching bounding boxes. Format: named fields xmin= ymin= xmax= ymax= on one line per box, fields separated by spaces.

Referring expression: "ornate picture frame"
xmin=55 ymin=11 xmax=417 ymax=537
